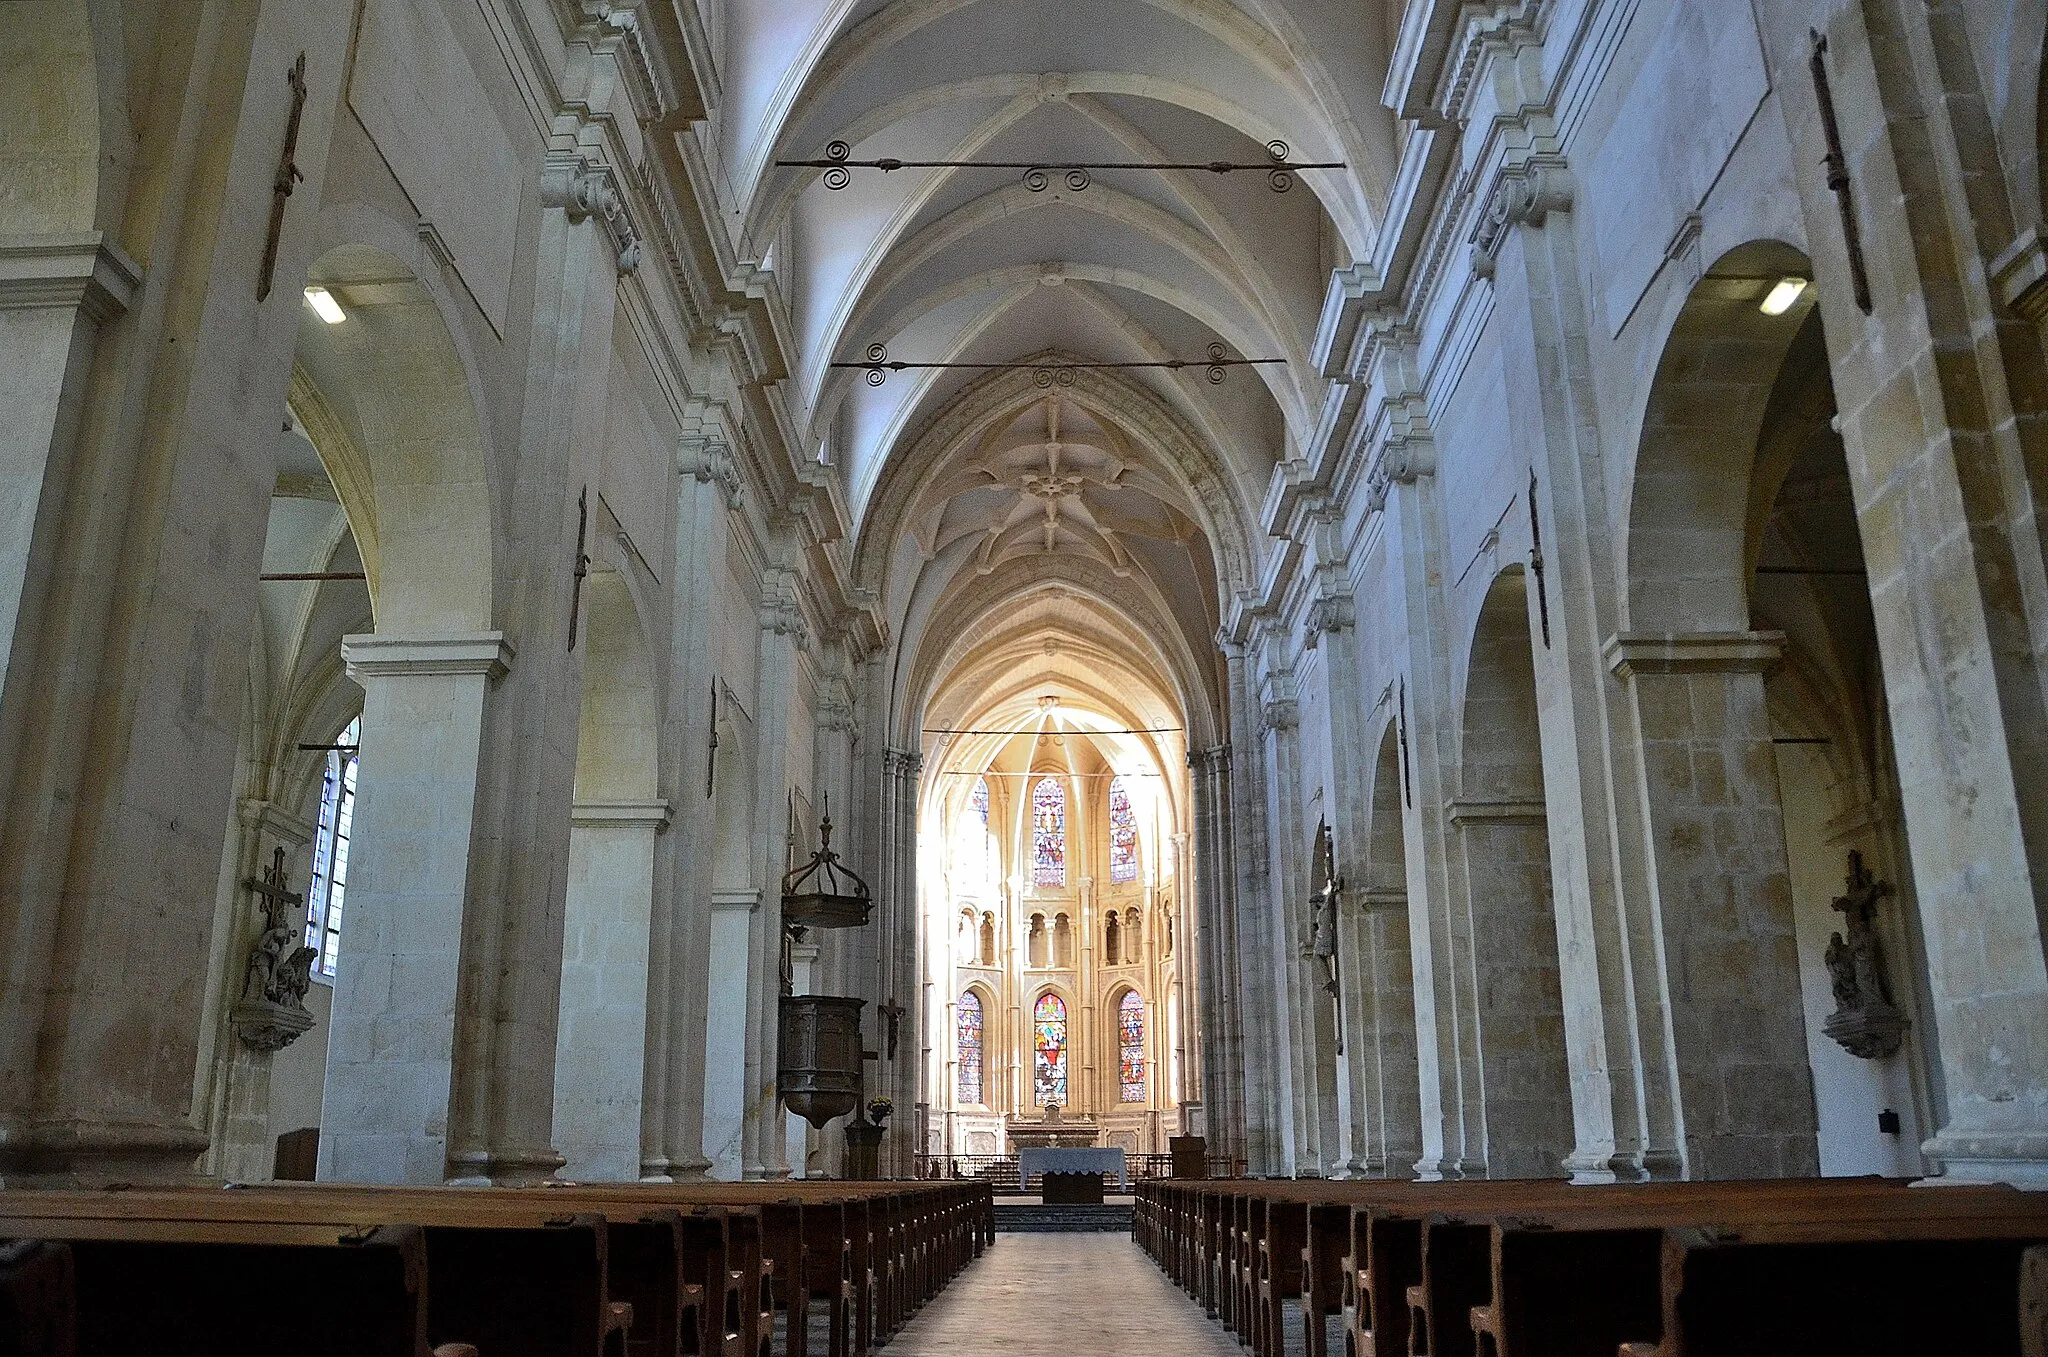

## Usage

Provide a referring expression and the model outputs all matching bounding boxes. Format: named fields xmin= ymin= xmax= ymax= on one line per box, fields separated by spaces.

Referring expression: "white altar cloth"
xmin=1017 ymin=1146 xmax=1128 ymax=1190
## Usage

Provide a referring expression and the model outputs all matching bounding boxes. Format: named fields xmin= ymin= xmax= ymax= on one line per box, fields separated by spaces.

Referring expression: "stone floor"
xmin=883 ymin=1233 xmax=1247 ymax=1355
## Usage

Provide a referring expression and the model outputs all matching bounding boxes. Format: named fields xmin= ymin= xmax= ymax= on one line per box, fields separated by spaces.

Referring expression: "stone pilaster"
xmin=742 ymin=569 xmax=804 ymax=1180
xmin=438 ymin=143 xmax=640 ymax=1187
xmin=879 ymin=746 xmax=923 ymax=1177
xmin=1607 ymin=631 xmax=1818 ymax=1179
xmin=1752 ymin=2 xmax=2048 ymax=1187
xmin=319 ymin=632 xmax=512 ymax=1183
xmin=554 ymin=799 xmax=669 ymax=1180
xmin=1379 ymin=458 xmax=1469 ymax=1180
xmin=639 ymin=430 xmax=739 ymax=1181
xmin=1488 ymin=195 xmax=1671 ymax=1182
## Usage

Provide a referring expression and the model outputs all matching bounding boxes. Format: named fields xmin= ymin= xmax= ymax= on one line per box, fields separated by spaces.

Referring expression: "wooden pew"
xmin=1 ymin=1180 xmax=987 ymax=1357
xmin=0 ymin=1194 xmax=435 ymax=1357
xmin=1137 ymin=1178 xmax=2048 ymax=1357
xmin=0 ymin=1239 xmax=74 ymax=1357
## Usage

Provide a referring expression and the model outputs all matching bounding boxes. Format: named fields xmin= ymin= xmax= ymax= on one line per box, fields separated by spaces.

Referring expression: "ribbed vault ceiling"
xmin=714 ymin=0 xmax=1401 ymax=731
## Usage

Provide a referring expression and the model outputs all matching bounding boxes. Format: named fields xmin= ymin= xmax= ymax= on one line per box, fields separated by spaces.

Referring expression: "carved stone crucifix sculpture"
xmin=1821 ymin=850 xmax=1906 ymax=1059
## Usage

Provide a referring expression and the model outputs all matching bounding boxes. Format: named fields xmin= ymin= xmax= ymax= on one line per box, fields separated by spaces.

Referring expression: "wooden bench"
xmin=0 ymin=1180 xmax=988 ymax=1357
xmin=1134 ymin=1178 xmax=2048 ymax=1357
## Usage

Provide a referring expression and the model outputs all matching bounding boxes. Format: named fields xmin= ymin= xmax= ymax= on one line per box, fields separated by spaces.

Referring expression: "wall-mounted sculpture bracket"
xmin=1821 ymin=850 xmax=1907 ymax=1059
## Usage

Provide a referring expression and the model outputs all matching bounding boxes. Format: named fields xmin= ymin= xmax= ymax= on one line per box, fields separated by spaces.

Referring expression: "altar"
xmin=1004 ymin=1102 xmax=1099 ymax=1150
xmin=1017 ymin=1146 xmax=1128 ymax=1191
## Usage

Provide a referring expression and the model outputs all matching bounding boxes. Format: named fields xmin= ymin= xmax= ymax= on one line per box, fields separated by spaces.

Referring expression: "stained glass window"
xmin=305 ymin=716 xmax=359 ymax=979
xmin=957 ymin=991 xmax=984 ymax=1104
xmin=1109 ymin=775 xmax=1139 ymax=884
xmin=970 ymin=776 xmax=989 ymax=826
xmin=1118 ymin=990 xmax=1146 ymax=1102
xmin=1031 ymin=778 xmax=1066 ymax=886
xmin=1033 ymin=992 xmax=1069 ymax=1107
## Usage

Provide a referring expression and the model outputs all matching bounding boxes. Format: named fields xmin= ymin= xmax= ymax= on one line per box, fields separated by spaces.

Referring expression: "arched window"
xmin=1118 ymin=990 xmax=1146 ymax=1102
xmin=1125 ymin=907 xmax=1142 ymax=958
xmin=1053 ymin=912 xmax=1073 ymax=968
xmin=305 ymin=716 xmax=360 ymax=979
xmin=970 ymin=775 xmax=989 ymax=826
xmin=957 ymin=991 xmax=985 ymax=1105
xmin=1108 ymin=775 xmax=1139 ymax=884
xmin=1027 ymin=913 xmax=1047 ymax=968
xmin=1031 ymin=777 xmax=1066 ymax=886
xmin=979 ymin=913 xmax=996 ymax=966
xmin=1033 ymin=992 xmax=1069 ymax=1107
xmin=1104 ymin=911 xmax=1121 ymax=964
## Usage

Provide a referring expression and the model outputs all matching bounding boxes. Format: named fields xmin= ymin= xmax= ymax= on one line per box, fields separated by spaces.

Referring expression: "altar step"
xmin=995 ymin=1203 xmax=1135 ymax=1233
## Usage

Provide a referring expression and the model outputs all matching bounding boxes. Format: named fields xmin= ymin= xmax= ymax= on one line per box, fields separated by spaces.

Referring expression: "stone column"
xmin=1189 ymin=745 xmax=1244 ymax=1165
xmin=1377 ymin=451 xmax=1471 ymax=1180
xmin=742 ymin=570 xmax=803 ymax=1180
xmin=0 ymin=236 xmax=139 ymax=705
xmin=1607 ymin=632 xmax=1818 ymax=1179
xmin=1752 ymin=2 xmax=2048 ymax=1187
xmin=1261 ymin=677 xmax=1341 ymax=1175
xmin=441 ymin=148 xmax=638 ymax=1185
xmin=319 ymin=632 xmax=511 ymax=1183
xmin=640 ymin=430 xmax=739 ymax=1181
xmin=1485 ymin=187 xmax=1672 ymax=1182
xmin=1224 ymin=645 xmax=1288 ymax=1174
xmin=553 ymin=799 xmax=668 ymax=1181
xmin=878 ymin=747 xmax=923 ymax=1176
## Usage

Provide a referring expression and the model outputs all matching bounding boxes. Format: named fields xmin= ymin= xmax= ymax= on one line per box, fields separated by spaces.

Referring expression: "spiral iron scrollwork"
xmin=1267 ymin=140 xmax=1295 ymax=194
xmin=1206 ymin=342 xmax=1230 ymax=385
xmin=862 ymin=342 xmax=890 ymax=385
xmin=822 ymin=140 xmax=853 ymax=191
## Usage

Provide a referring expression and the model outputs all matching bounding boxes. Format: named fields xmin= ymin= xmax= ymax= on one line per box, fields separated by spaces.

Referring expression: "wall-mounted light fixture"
xmin=1759 ymin=277 xmax=1810 ymax=316
xmin=303 ymin=286 xmax=346 ymax=324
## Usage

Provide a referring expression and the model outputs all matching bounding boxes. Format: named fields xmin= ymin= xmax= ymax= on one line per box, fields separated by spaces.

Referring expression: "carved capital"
xmin=1471 ymin=161 xmax=1574 ymax=279
xmin=760 ymin=593 xmax=809 ymax=649
xmin=679 ymin=433 xmax=743 ymax=509
xmin=1364 ymin=436 xmax=1437 ymax=516
xmin=542 ymin=155 xmax=642 ymax=275
xmin=1304 ymin=591 xmax=1355 ymax=651
xmin=1262 ymin=699 xmax=1299 ymax=732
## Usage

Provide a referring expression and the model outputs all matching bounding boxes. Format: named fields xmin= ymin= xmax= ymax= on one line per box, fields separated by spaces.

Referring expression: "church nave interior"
xmin=4 ymin=0 xmax=2048 ymax=1351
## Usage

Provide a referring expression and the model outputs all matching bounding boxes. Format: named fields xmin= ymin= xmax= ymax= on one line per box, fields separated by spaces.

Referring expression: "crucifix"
xmin=240 ymin=846 xmax=307 ymax=1003
xmin=1307 ymin=818 xmax=1345 ymax=1054
xmin=878 ymin=998 xmax=906 ymax=1061
xmin=1527 ymin=469 xmax=1552 ymax=648
xmin=1808 ymin=32 xmax=1874 ymax=314
xmin=705 ymin=679 xmax=720 ymax=799
xmin=567 ymin=487 xmax=591 ymax=650
xmin=257 ymin=53 xmax=310 ymax=302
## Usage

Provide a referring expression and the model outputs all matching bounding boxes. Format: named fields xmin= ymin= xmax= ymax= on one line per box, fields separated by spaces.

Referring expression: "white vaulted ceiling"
xmin=709 ymin=0 xmax=1402 ymax=724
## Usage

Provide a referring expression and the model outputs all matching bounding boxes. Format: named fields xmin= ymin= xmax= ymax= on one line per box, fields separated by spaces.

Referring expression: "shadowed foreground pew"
xmin=0 ymin=1180 xmax=988 ymax=1357
xmin=1136 ymin=1178 xmax=2048 ymax=1357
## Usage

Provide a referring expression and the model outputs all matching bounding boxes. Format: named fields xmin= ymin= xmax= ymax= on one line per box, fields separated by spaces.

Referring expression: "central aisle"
xmin=886 ymin=1233 xmax=1244 ymax=1355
